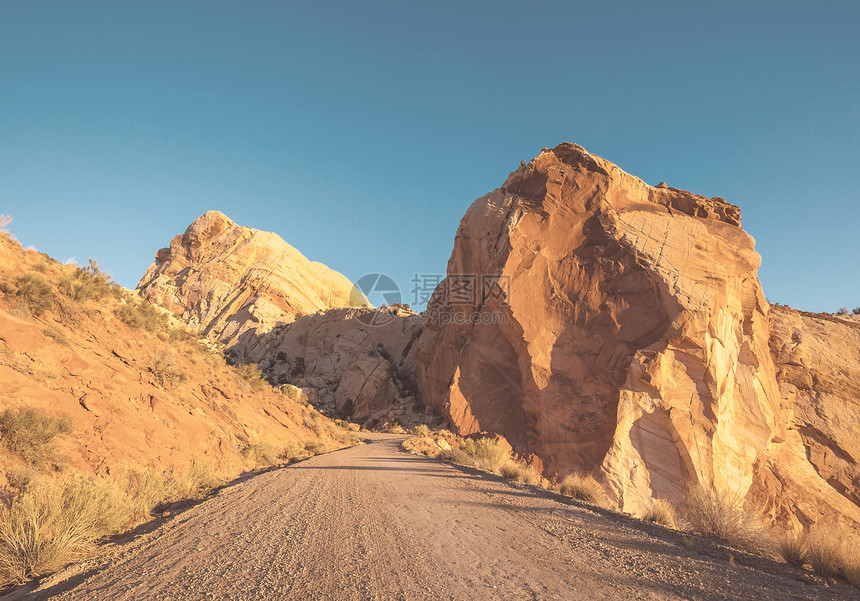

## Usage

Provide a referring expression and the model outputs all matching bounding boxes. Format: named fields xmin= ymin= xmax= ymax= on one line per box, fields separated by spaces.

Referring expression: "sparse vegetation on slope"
xmin=0 ymin=231 xmax=360 ymax=588
xmin=0 ymin=407 xmax=72 ymax=466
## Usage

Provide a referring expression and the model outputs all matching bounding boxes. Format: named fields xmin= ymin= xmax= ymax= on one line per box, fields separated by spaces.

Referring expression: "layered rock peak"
xmin=418 ymin=142 xmax=860 ymax=529
xmin=137 ymin=211 xmax=363 ymax=346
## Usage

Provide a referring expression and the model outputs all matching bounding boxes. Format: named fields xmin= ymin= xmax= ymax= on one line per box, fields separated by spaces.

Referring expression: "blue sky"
xmin=1 ymin=1 xmax=857 ymax=312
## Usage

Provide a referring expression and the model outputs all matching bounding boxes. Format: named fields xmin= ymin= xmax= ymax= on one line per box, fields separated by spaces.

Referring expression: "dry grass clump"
xmin=500 ymin=461 xmax=542 ymax=486
xmin=804 ymin=525 xmax=847 ymax=577
xmin=642 ymin=498 xmax=676 ymax=528
xmin=41 ymin=326 xmax=70 ymax=346
xmin=174 ymin=463 xmax=222 ymax=500
xmin=775 ymin=525 xmax=860 ymax=586
xmin=149 ymin=350 xmax=185 ymax=386
xmin=559 ymin=472 xmax=607 ymax=507
xmin=0 ymin=477 xmax=127 ymax=584
xmin=412 ymin=424 xmax=431 ymax=437
xmin=683 ymin=486 xmax=773 ymax=556
xmin=0 ymin=407 xmax=72 ymax=465
xmin=778 ymin=530 xmax=809 ymax=568
xmin=447 ymin=437 xmax=511 ymax=474
xmin=0 ymin=464 xmax=223 ymax=586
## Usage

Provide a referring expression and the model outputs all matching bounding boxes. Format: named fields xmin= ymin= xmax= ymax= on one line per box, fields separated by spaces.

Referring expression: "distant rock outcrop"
xmin=237 ymin=305 xmax=432 ymax=428
xmin=137 ymin=211 xmax=363 ymax=346
xmin=417 ymin=142 xmax=860 ymax=529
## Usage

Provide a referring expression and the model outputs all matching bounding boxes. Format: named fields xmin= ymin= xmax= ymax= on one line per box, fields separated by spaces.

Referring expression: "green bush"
xmin=0 ymin=408 xmax=72 ymax=465
xmin=115 ymin=296 xmax=169 ymax=333
xmin=412 ymin=424 xmax=431 ymax=437
xmin=233 ymin=363 xmax=266 ymax=393
xmin=57 ymin=260 xmax=115 ymax=302
xmin=2 ymin=274 xmax=54 ymax=316
xmin=243 ymin=442 xmax=278 ymax=466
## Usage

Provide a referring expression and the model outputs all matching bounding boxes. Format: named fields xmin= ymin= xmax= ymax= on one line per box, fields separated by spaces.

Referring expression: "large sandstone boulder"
xmin=137 ymin=211 xmax=364 ymax=345
xmin=417 ymin=142 xmax=860 ymax=529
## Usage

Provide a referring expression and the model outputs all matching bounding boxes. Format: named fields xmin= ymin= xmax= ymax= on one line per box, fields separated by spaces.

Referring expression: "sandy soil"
xmin=8 ymin=434 xmax=858 ymax=601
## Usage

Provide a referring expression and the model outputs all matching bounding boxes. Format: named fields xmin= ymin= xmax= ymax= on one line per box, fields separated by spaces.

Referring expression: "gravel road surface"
xmin=10 ymin=434 xmax=858 ymax=601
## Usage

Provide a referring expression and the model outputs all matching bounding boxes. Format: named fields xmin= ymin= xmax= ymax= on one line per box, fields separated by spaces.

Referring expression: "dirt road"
xmin=13 ymin=435 xmax=857 ymax=600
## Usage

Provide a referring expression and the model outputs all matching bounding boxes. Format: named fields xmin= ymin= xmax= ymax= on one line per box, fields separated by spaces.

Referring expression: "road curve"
xmin=12 ymin=434 xmax=857 ymax=601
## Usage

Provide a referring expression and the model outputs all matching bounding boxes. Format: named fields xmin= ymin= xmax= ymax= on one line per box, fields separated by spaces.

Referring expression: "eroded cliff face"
xmin=760 ymin=307 xmax=860 ymax=529
xmin=417 ymin=142 xmax=860 ymax=528
xmin=136 ymin=211 xmax=362 ymax=345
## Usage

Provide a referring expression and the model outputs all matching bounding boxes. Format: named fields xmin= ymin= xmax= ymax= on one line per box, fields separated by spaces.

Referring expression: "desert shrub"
xmin=279 ymin=439 xmax=310 ymax=463
xmin=233 ymin=363 xmax=266 ymax=393
xmin=329 ymin=426 xmax=359 ymax=446
xmin=41 ymin=326 xmax=70 ymax=346
xmin=559 ymin=472 xmax=608 ymax=507
xmin=4 ymin=274 xmax=54 ymax=316
xmin=57 ymin=260 xmax=115 ymax=303
xmin=0 ymin=408 xmax=72 ymax=465
xmin=452 ymin=437 xmax=511 ymax=474
xmin=115 ymin=296 xmax=169 ymax=333
xmin=402 ymin=435 xmax=447 ymax=458
xmin=0 ymin=477 xmax=127 ymax=585
xmin=412 ymin=424 xmax=431 ymax=437
xmin=279 ymin=383 xmax=308 ymax=404
xmin=243 ymin=442 xmax=278 ymax=466
xmin=386 ymin=421 xmax=406 ymax=434
xmin=304 ymin=412 xmax=326 ymax=437
xmin=304 ymin=440 xmax=329 ymax=455
xmin=643 ymin=498 xmax=676 ymax=528
xmin=500 ymin=461 xmax=542 ymax=485
xmin=149 ymin=351 xmax=185 ymax=386
xmin=683 ymin=486 xmax=773 ymax=556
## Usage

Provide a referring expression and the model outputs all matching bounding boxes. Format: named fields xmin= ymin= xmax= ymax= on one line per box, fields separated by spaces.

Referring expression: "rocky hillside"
xmin=138 ymin=212 xmax=429 ymax=429
xmin=417 ymin=142 xmax=860 ymax=531
xmin=136 ymin=211 xmax=364 ymax=347
xmin=0 ymin=231 xmax=351 ymax=491
xmin=234 ymin=305 xmax=432 ymax=429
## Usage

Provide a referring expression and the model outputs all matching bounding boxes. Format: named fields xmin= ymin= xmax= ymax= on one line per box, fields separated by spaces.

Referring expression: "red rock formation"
xmin=418 ymin=142 xmax=860 ymax=529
